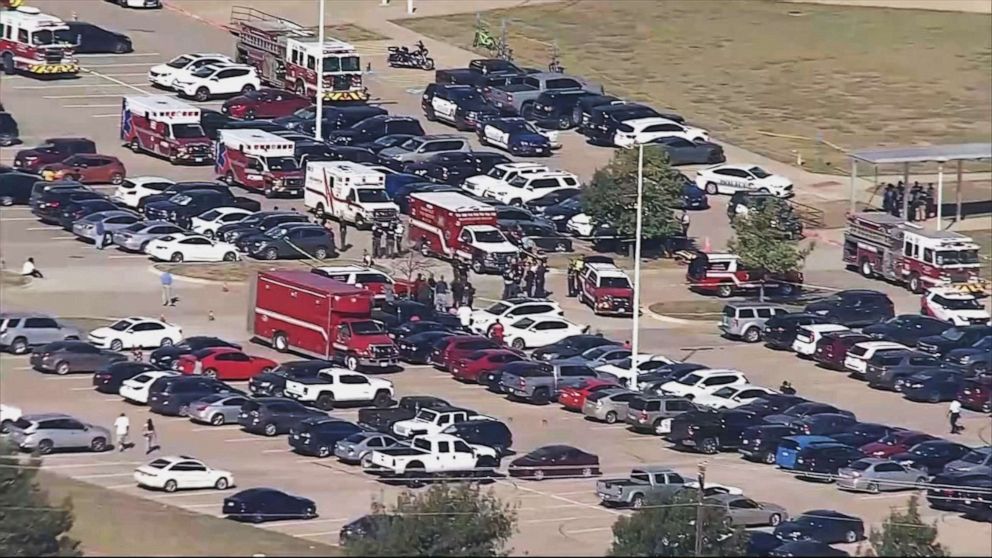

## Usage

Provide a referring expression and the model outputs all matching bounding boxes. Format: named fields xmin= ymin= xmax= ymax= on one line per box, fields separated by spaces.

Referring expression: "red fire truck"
xmin=843 ymin=212 xmax=985 ymax=294
xmin=121 ymin=96 xmax=213 ymax=165
xmin=250 ymin=270 xmax=399 ymax=370
xmin=0 ymin=6 xmax=78 ymax=76
xmin=215 ymin=129 xmax=304 ymax=197
xmin=407 ymin=191 xmax=520 ymax=274
xmin=229 ymin=6 xmax=367 ymax=102
xmin=686 ymin=252 xmax=803 ymax=298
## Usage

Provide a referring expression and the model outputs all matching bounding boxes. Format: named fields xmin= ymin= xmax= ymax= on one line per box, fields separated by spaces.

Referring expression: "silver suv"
xmin=626 ymin=395 xmax=696 ymax=435
xmin=377 ymin=135 xmax=471 ymax=169
xmin=0 ymin=313 xmax=81 ymax=354
xmin=6 ymin=413 xmax=111 ymax=454
xmin=719 ymin=303 xmax=788 ymax=343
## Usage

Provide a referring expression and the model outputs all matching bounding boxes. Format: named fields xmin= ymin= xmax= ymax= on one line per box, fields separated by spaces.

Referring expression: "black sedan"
xmin=57 ymin=199 xmax=120 ymax=229
xmin=374 ymin=300 xmax=462 ymax=331
xmin=863 ymin=315 xmax=953 ymax=347
xmin=735 ymin=394 xmax=808 ymax=418
xmin=504 ymin=222 xmax=573 ymax=253
xmin=901 ymin=369 xmax=968 ymax=403
xmin=249 ymin=360 xmax=332 ymax=398
xmin=339 ymin=514 xmax=398 ymax=546
xmin=918 ymin=325 xmax=992 ymax=357
xmin=890 ymin=440 xmax=972 ymax=476
xmin=354 ymin=134 xmax=417 ymax=154
xmin=402 ymin=152 xmax=511 ymax=186
xmin=507 ymin=445 xmax=601 ymax=480
xmin=390 ymin=320 xmax=453 ymax=341
xmin=773 ymin=509 xmax=865 ymax=544
xmin=791 ymin=443 xmax=864 ymax=481
xmin=531 ymin=335 xmax=619 ymax=361
xmin=680 ymin=181 xmax=710 ymax=210
xmin=543 ymin=195 xmax=583 ymax=232
xmin=829 ymin=423 xmax=902 ymax=448
xmin=149 ymin=336 xmax=242 ymax=369
xmin=68 ymin=22 xmax=133 ymax=54
xmin=223 ymin=488 xmax=317 ymax=523
xmin=524 ymin=187 xmax=580 ymax=215
xmin=92 ymin=361 xmax=159 ymax=393
xmin=647 ymin=136 xmax=725 ymax=166
xmin=0 ymin=171 xmax=37 ymax=205
xmin=396 ymin=331 xmax=456 ymax=364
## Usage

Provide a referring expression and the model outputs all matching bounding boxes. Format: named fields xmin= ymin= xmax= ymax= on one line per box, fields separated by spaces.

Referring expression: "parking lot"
xmin=1 ymin=1 xmax=990 ymax=556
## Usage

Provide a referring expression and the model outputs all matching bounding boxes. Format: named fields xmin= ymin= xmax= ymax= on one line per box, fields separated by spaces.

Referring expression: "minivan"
xmin=720 ymin=302 xmax=789 ymax=343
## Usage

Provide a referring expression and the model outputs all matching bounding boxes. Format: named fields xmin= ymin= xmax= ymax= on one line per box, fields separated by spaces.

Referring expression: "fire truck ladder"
xmin=228 ymin=6 xmax=315 ymax=36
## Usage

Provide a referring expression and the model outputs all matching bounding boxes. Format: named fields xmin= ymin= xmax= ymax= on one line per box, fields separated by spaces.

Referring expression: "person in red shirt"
xmin=490 ymin=319 xmax=505 ymax=345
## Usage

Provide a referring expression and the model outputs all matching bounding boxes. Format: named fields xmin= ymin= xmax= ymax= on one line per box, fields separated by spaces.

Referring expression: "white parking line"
xmin=107 ymin=255 xmax=149 ymax=259
xmin=495 ymin=479 xmax=621 ymax=517
xmin=91 ymin=114 xmax=121 ymax=118
xmin=105 ymin=483 xmax=135 ymax=489
xmin=519 ymin=516 xmax=585 ymax=524
xmin=151 ymin=491 xmax=223 ymax=500
xmin=77 ymin=52 xmax=160 ymax=58
xmin=18 ymin=83 xmax=148 ymax=89
xmin=103 ymin=73 xmax=152 ymax=77
xmin=296 ymin=530 xmax=342 ymax=538
xmin=51 ymin=236 xmax=78 ymax=240
xmin=860 ymin=492 xmax=916 ymax=500
xmin=223 ymin=437 xmax=282 ymax=443
xmin=75 ymin=472 xmax=135 ymax=479
xmin=563 ymin=526 xmax=612 ymax=535
xmin=82 ymin=62 xmax=159 ymax=67
xmin=69 ymin=386 xmax=94 ymax=391
xmin=43 ymin=460 xmax=143 ymax=469
xmin=181 ymin=502 xmax=220 ymax=509
xmin=26 ymin=226 xmax=56 ymax=230
xmin=1 ymin=217 xmax=39 ymax=221
xmin=191 ymin=426 xmax=229 ymax=432
xmin=261 ymin=448 xmax=292 ymax=454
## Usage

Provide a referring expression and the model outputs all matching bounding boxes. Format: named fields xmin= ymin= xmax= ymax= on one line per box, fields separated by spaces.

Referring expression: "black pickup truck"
xmin=435 ymin=59 xmax=538 ymax=89
xmin=357 ymin=395 xmax=450 ymax=433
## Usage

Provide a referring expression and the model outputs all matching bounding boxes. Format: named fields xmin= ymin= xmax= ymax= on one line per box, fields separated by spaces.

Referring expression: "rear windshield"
xmin=11 ymin=418 xmax=33 ymax=430
xmin=516 ymin=367 xmax=551 ymax=378
xmin=722 ymin=307 xmax=736 ymax=317
xmin=586 ymin=391 xmax=616 ymax=402
xmin=848 ymin=460 xmax=872 ymax=471
xmin=848 ymin=346 xmax=868 ymax=357
xmin=628 ymin=397 xmax=652 ymax=410
xmin=779 ymin=439 xmax=800 ymax=451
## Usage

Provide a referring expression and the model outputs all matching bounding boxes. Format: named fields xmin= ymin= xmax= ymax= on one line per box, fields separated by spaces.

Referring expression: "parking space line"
xmin=25 ymin=227 xmax=56 ymax=230
xmin=181 ymin=502 xmax=220 ymax=509
xmin=43 ymin=461 xmax=143 ymax=469
xmin=563 ymin=526 xmax=612 ymax=535
xmin=69 ymin=386 xmax=94 ymax=391
xmin=150 ymin=491 xmax=223 ymax=500
xmin=44 ymin=94 xmax=129 ymax=99
xmin=77 ymin=52 xmax=160 ymax=58
xmin=18 ymin=83 xmax=148 ymax=90
xmin=1 ymin=217 xmax=39 ymax=221
xmin=43 ymin=376 xmax=91 ymax=381
xmin=859 ymin=492 xmax=917 ymax=500
xmin=107 ymin=255 xmax=149 ymax=259
xmin=75 ymin=472 xmax=135 ymax=479
xmin=82 ymin=62 xmax=159 ymax=68
xmin=296 ymin=530 xmax=344 ymax=538
xmin=105 ymin=483 xmax=135 ymax=489
xmin=92 ymin=114 xmax=121 ymax=118
xmin=261 ymin=448 xmax=292 ymax=454
xmin=495 ymin=479 xmax=621 ymax=517
xmin=51 ymin=236 xmax=78 ymax=240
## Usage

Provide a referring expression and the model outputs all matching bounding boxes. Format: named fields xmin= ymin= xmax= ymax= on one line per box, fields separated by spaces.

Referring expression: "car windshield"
xmin=323 ymin=55 xmax=360 ymax=73
xmin=848 ymin=460 xmax=873 ymax=471
xmin=473 ymin=229 xmax=506 ymax=243
xmin=508 ymin=176 xmax=529 ymax=188
xmin=199 ymin=209 xmax=220 ymax=221
xmin=147 ymin=459 xmax=172 ymax=469
xmin=172 ymin=124 xmax=205 ymax=138
xmin=265 ymin=157 xmax=299 ymax=171
xmin=961 ymin=450 xmax=988 ymax=464
xmin=484 ymin=302 xmax=510 ymax=316
xmin=748 ymin=166 xmax=771 ymax=179
xmin=344 ymin=433 xmax=369 ymax=443
xmin=350 ymin=322 xmax=385 ymax=335
xmin=357 ymin=189 xmax=390 ymax=203
xmin=400 ymin=138 xmax=425 ymax=151
xmin=878 ymin=433 xmax=908 ymax=445
xmin=910 ymin=444 xmax=946 ymax=457
xmin=676 ymin=373 xmax=703 ymax=386
xmin=935 ymin=250 xmax=980 ymax=265
xmin=601 ymin=277 xmax=632 ymax=289
xmin=451 ymin=89 xmax=483 ymax=102
xmin=941 ymin=329 xmax=966 ymax=341
xmin=32 ymin=29 xmax=74 ymax=46
xmin=417 ymin=409 xmax=438 ymax=422
xmin=169 ymin=194 xmax=192 ymax=206
xmin=584 ymin=346 xmax=612 ymax=359
xmin=264 ymin=227 xmax=291 ymax=239
xmin=166 ymin=55 xmax=194 ymax=69
xmin=108 ymin=320 xmax=134 ymax=332
xmin=937 ymin=296 xmax=983 ymax=310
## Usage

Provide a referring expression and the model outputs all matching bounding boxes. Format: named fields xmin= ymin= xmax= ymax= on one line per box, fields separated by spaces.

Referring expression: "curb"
xmin=643 ymin=306 xmax=696 ymax=326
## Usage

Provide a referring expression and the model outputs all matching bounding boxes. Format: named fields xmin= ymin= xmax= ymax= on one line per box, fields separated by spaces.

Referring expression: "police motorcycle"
xmin=387 ymin=41 xmax=435 ymax=70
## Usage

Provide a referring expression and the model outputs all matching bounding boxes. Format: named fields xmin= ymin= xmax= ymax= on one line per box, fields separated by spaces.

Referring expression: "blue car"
xmin=776 ymin=435 xmax=836 ymax=470
xmin=477 ymin=117 xmax=554 ymax=156
xmin=681 ymin=181 xmax=709 ymax=210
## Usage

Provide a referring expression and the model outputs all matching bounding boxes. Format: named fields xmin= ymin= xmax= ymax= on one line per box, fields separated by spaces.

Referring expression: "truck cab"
xmin=304 ymin=161 xmax=398 ymax=229
xmin=366 ymin=433 xmax=499 ymax=484
xmin=580 ymin=262 xmax=634 ymax=316
xmin=122 ymin=96 xmax=212 ymax=165
xmin=332 ymin=320 xmax=399 ymax=370
xmin=392 ymin=405 xmax=486 ymax=438
xmin=283 ymin=367 xmax=394 ymax=410
xmin=596 ymin=467 xmax=687 ymax=508
xmin=216 ymin=129 xmax=303 ymax=197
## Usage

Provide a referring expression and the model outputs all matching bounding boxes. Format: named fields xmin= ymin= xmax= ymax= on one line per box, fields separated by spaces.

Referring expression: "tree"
xmin=343 ymin=482 xmax=517 ymax=557
xmin=583 ymin=145 xmax=683 ymax=243
xmin=868 ymin=495 xmax=947 ymax=557
xmin=727 ymin=201 xmax=812 ymax=299
xmin=608 ymin=491 xmax=747 ymax=557
xmin=0 ymin=443 xmax=81 ymax=557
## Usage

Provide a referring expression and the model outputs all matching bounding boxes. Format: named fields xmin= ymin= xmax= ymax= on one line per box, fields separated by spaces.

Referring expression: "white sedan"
xmin=595 ymin=354 xmax=674 ymax=386
xmin=120 ymin=371 xmax=180 ymax=404
xmin=110 ymin=176 xmax=175 ymax=209
xmin=691 ymin=384 xmax=776 ymax=410
xmin=145 ymin=233 xmax=240 ymax=263
xmin=134 ymin=455 xmax=234 ymax=492
xmin=613 ymin=117 xmax=709 ymax=149
xmin=695 ymin=164 xmax=794 ymax=198
xmin=88 ymin=317 xmax=184 ymax=350
xmin=190 ymin=207 xmax=253 ymax=239
xmin=470 ymin=299 xmax=564 ymax=335
xmin=147 ymin=53 xmax=232 ymax=90
xmin=503 ymin=316 xmax=588 ymax=350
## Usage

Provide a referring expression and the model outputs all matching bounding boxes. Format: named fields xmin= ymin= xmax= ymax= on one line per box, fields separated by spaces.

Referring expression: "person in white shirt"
xmin=457 ymin=304 xmax=472 ymax=329
xmin=948 ymin=399 xmax=963 ymax=434
xmin=21 ymin=257 xmax=43 ymax=278
xmin=113 ymin=413 xmax=131 ymax=452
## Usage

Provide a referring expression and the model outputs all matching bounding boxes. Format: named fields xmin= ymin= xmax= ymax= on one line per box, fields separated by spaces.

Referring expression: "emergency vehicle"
xmin=304 ymin=161 xmax=398 ymax=229
xmin=579 ymin=261 xmax=634 ymax=316
xmin=686 ymin=252 xmax=803 ymax=298
xmin=0 ymin=6 xmax=78 ymax=76
xmin=921 ymin=286 xmax=990 ymax=326
xmin=407 ymin=191 xmax=519 ymax=274
xmin=121 ymin=96 xmax=213 ymax=165
xmin=215 ymin=129 xmax=304 ymax=197
xmin=230 ymin=6 xmax=367 ymax=102
xmin=843 ymin=212 xmax=985 ymax=294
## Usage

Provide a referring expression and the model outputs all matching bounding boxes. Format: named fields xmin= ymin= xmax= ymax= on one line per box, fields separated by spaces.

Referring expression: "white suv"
xmin=111 ymin=176 xmax=175 ymax=208
xmin=174 ymin=64 xmax=261 ymax=102
xmin=791 ymin=324 xmax=850 ymax=356
xmin=843 ymin=341 xmax=908 ymax=376
xmin=469 ymin=298 xmax=563 ymax=335
xmin=486 ymin=171 xmax=580 ymax=206
xmin=659 ymin=369 xmax=748 ymax=399
xmin=613 ymin=117 xmax=709 ymax=148
xmin=461 ymin=162 xmax=548 ymax=197
xmin=148 ymin=53 xmax=233 ymax=90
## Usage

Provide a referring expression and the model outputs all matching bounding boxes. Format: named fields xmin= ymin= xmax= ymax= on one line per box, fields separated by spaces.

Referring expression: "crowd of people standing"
xmin=881 ymin=181 xmax=938 ymax=222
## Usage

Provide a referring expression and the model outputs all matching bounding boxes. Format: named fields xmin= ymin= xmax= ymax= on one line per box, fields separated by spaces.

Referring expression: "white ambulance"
xmin=215 ymin=129 xmax=304 ymax=197
xmin=304 ymin=161 xmax=399 ymax=229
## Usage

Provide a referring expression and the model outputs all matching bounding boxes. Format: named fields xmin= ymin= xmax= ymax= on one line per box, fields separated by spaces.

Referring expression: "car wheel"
xmin=316 ymin=393 xmax=335 ymax=410
xmin=867 ymin=482 xmax=879 ymax=494
xmin=224 ymin=171 xmax=235 ymax=185
xmin=108 ymin=337 xmax=126 ymax=351
xmin=769 ymin=513 xmax=782 ymax=526
xmin=511 ymin=338 xmax=525 ymax=350
xmin=981 ymin=400 xmax=991 ymax=414
xmin=915 ymin=476 xmax=927 ymax=488
xmin=928 ymin=392 xmax=940 ymax=403
xmin=373 ymin=391 xmax=392 ymax=408
xmin=844 ymin=530 xmax=858 ymax=543
xmin=604 ymin=411 xmax=617 ymax=424
xmin=129 ymin=137 xmax=142 ymax=153
xmin=264 ymin=247 xmax=278 ymax=261
xmin=317 ymin=445 xmax=331 ymax=458
xmin=204 ymin=230 xmax=215 ymax=240
xmin=532 ymin=469 xmax=545 ymax=481
xmin=263 ymin=422 xmax=277 ymax=437
xmin=705 ymin=182 xmax=718 ymax=195
xmin=908 ymin=273 xmax=923 ymax=294
xmin=55 ymin=361 xmax=71 ymax=375
xmin=1 ymin=52 xmax=15 ymax=75
xmin=558 ymin=116 xmax=571 ymax=130
xmin=210 ymin=413 xmax=225 ymax=426
xmin=10 ymin=337 xmax=28 ymax=355
xmin=0 ymin=196 xmax=12 ymax=206
xmin=163 ymin=479 xmax=178 ymax=493
xmin=170 ymin=252 xmax=184 ymax=263
xmin=360 ymin=454 xmax=373 ymax=468
xmin=424 ymin=107 xmax=437 ymax=122
xmin=717 ymin=284 xmax=733 ymax=298
xmin=763 ymin=451 xmax=776 ymax=465
xmin=743 ymin=327 xmax=761 ymax=343
xmin=345 ymin=355 xmax=359 ymax=371
xmin=90 ymin=437 xmax=107 ymax=452
xmin=699 ymin=437 xmax=718 ymax=455
xmin=314 ymin=247 xmax=328 ymax=260
xmin=471 ymin=259 xmax=484 ymax=274
xmin=405 ymin=462 xmax=426 ymax=488
xmin=631 ymin=494 xmax=644 ymax=509
xmin=532 ymin=388 xmax=550 ymax=405
xmin=223 ymin=251 xmax=237 ymax=262
xmin=110 ymin=173 xmax=124 ymax=186
xmin=37 ymin=439 xmax=54 ymax=455
xmin=215 ymin=477 xmax=230 ymax=490
xmin=272 ymin=332 xmax=289 ymax=352
xmin=203 ymin=368 xmax=218 ymax=378
xmin=195 ymin=87 xmax=210 ymax=102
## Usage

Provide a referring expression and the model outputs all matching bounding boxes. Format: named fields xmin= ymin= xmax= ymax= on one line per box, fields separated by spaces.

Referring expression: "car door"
xmin=728 ymin=497 xmax=763 ymax=525
xmin=130 ymin=322 xmax=166 ymax=348
xmin=61 ymin=418 xmax=90 ymax=447
xmin=23 ymin=317 xmax=62 ymax=345
xmin=73 ymin=344 xmax=103 ymax=371
xmin=179 ymin=236 xmax=215 ymax=261
xmin=431 ymin=91 xmax=457 ymax=122
xmin=339 ymin=374 xmax=374 ymax=400
xmin=222 ymin=352 xmax=255 ymax=380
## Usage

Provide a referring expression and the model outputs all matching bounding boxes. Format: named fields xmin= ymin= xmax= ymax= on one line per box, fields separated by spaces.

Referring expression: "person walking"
xmin=434 ymin=275 xmax=449 ymax=312
xmin=114 ymin=412 xmax=130 ymax=452
xmin=413 ymin=273 xmax=426 ymax=303
xmin=881 ymin=184 xmax=893 ymax=214
xmin=93 ymin=219 xmax=106 ymax=250
xmin=160 ymin=270 xmax=174 ymax=307
xmin=948 ymin=399 xmax=963 ymax=434
xmin=21 ymin=257 xmax=44 ymax=279
xmin=489 ymin=319 xmax=504 ymax=345
xmin=534 ymin=259 xmax=547 ymax=298
xmin=451 ymin=275 xmax=464 ymax=307
xmin=338 ymin=220 xmax=348 ymax=251
xmin=426 ymin=273 xmax=437 ymax=309
xmin=457 ymin=302 xmax=472 ymax=329
xmin=371 ymin=223 xmax=383 ymax=259
xmin=143 ymin=418 xmax=159 ymax=454
xmin=131 ymin=347 xmax=143 ymax=362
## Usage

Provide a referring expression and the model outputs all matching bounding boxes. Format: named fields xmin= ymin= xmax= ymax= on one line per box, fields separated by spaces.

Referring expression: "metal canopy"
xmin=850 ymin=143 xmax=992 ymax=165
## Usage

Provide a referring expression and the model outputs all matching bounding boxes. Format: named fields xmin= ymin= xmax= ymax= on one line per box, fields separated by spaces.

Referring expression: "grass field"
xmin=399 ymin=0 xmax=992 ymax=174
xmin=40 ymin=473 xmax=340 ymax=557
xmin=324 ymin=24 xmax=388 ymax=43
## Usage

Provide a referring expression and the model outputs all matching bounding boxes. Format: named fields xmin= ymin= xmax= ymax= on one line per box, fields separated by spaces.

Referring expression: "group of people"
xmin=370 ymin=220 xmax=404 ymax=260
xmin=881 ymin=181 xmax=938 ymax=222
xmin=410 ymin=265 xmax=476 ymax=315
xmin=501 ymin=255 xmax=549 ymax=300
xmin=112 ymin=412 xmax=159 ymax=455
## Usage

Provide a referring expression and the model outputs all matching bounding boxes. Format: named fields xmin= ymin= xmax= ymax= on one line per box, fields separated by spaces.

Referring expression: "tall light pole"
xmin=314 ymin=0 xmax=326 ymax=141
xmin=629 ymin=142 xmax=645 ymax=387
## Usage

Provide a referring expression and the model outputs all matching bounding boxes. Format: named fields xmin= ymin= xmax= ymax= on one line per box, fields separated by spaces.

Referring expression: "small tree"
xmin=868 ymin=495 xmax=947 ymax=557
xmin=609 ymin=491 xmax=747 ymax=557
xmin=391 ymin=251 xmax=434 ymax=284
xmin=727 ymin=201 xmax=812 ymax=300
xmin=344 ymin=482 xmax=517 ymax=557
xmin=0 ymin=443 xmax=81 ymax=556
xmin=583 ymin=145 xmax=683 ymax=245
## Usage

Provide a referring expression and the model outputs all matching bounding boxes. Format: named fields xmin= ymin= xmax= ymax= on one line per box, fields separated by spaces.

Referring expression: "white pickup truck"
xmin=392 ymin=406 xmax=492 ymax=438
xmin=365 ymin=433 xmax=499 ymax=486
xmin=284 ymin=368 xmax=394 ymax=411
xmin=461 ymin=162 xmax=548 ymax=198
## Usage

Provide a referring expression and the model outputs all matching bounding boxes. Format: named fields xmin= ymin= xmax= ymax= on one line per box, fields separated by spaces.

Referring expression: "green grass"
xmin=324 ymin=23 xmax=388 ymax=43
xmin=399 ymin=0 xmax=992 ymax=174
xmin=40 ymin=473 xmax=340 ymax=557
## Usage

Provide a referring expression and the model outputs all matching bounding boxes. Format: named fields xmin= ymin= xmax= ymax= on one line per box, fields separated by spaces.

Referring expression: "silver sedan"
xmin=113 ymin=220 xmax=186 ymax=252
xmin=837 ymin=458 xmax=928 ymax=493
xmin=72 ymin=210 xmax=142 ymax=245
xmin=582 ymin=389 xmax=639 ymax=423
xmin=187 ymin=394 xmax=251 ymax=426
xmin=706 ymin=493 xmax=788 ymax=527
xmin=334 ymin=431 xmax=399 ymax=465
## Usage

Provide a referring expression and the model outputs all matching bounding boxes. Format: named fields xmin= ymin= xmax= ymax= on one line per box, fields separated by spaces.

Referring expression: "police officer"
xmin=371 ymin=223 xmax=383 ymax=259
xmin=393 ymin=221 xmax=404 ymax=257
xmin=383 ymin=223 xmax=395 ymax=258
xmin=501 ymin=266 xmax=515 ymax=299
xmin=338 ymin=220 xmax=348 ymax=251
xmin=882 ymin=184 xmax=894 ymax=214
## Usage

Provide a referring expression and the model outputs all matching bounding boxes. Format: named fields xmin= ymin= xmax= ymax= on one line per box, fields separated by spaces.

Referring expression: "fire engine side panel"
xmin=254 ymin=273 xmax=332 ymax=357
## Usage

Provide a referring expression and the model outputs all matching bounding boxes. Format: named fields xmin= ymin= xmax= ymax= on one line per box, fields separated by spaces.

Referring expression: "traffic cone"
xmin=702 ymin=237 xmax=712 ymax=253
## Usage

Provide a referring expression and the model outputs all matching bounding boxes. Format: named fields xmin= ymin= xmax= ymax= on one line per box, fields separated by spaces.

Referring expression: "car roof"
xmin=0 ymin=311 xmax=54 ymax=319
xmin=23 ymin=413 xmax=73 ymax=421
xmin=855 ymin=341 xmax=908 ymax=350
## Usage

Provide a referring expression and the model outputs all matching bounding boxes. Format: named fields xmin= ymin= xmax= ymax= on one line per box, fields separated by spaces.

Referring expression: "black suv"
xmin=0 ymin=172 xmax=40 ymax=206
xmin=917 ymin=325 xmax=992 ymax=356
xmin=863 ymin=315 xmax=953 ymax=346
xmin=32 ymin=188 xmax=105 ymax=223
xmin=218 ymin=211 xmax=309 ymax=243
xmin=145 ymin=189 xmax=260 ymax=228
xmin=526 ymin=90 xmax=605 ymax=130
xmin=288 ymin=418 xmax=364 ymax=457
xmin=0 ymin=111 xmax=19 ymax=147
xmin=422 ymin=83 xmax=502 ymax=131
xmin=137 ymin=181 xmax=232 ymax=211
xmin=763 ymin=313 xmax=834 ymax=350
xmin=327 ymin=115 xmax=425 ymax=146
xmin=238 ymin=397 xmax=326 ymax=436
xmin=240 ymin=223 xmax=336 ymax=261
xmin=665 ymin=409 xmax=761 ymax=454
xmin=403 ymin=151 xmax=511 ymax=186
xmin=147 ymin=376 xmax=242 ymax=416
xmin=441 ymin=419 xmax=513 ymax=457
xmin=249 ymin=360 xmax=332 ymax=398
xmin=804 ymin=290 xmax=894 ymax=328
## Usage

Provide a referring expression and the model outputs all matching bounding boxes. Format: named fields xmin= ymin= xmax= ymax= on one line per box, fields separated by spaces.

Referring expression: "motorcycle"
xmin=387 ymin=41 xmax=435 ymax=71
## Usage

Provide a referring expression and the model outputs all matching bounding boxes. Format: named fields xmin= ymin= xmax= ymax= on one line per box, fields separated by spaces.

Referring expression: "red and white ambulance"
xmin=304 ymin=161 xmax=399 ymax=229
xmin=0 ymin=6 xmax=78 ymax=76
xmin=215 ymin=129 xmax=304 ymax=197
xmin=121 ymin=96 xmax=213 ymax=165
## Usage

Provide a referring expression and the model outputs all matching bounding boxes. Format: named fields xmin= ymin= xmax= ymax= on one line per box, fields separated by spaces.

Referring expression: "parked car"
xmin=146 ymin=233 xmax=241 ymax=263
xmin=812 ymin=332 xmax=873 ymax=371
xmin=248 ymin=360 xmax=332 ymax=398
xmin=190 ymin=207 xmax=254 ymax=238
xmin=843 ymin=341 xmax=909 ymax=380
xmin=523 ymin=187 xmax=579 ymax=215
xmin=112 ymin=220 xmax=186 ymax=252
xmin=773 ymin=510 xmax=865 ymax=544
xmin=666 ymin=409 xmax=762 ymax=454
xmin=14 ymin=138 xmax=97 ymax=173
xmin=441 ymin=419 xmax=514 ymax=457
xmin=693 ymin=384 xmax=777 ymax=410
xmin=659 ymin=369 xmax=748 ymax=399
xmin=0 ymin=313 xmax=81 ymax=354
xmin=763 ymin=402 xmax=854 ymax=427
xmin=5 ymin=413 xmax=112 ymax=454
xmin=791 ymin=442 xmax=864 ymax=481
xmin=92 ymin=361 xmax=160 ymax=394
xmin=338 ymin=514 xmax=398 ymax=546
xmin=0 ymin=112 xmax=19 ymax=147
xmin=940 ymin=446 xmax=991 ymax=476
xmin=507 ymin=445 xmax=600 ymax=480
xmin=836 ymin=457 xmax=927 ymax=493
xmin=804 ymin=290 xmax=895 ymax=328
xmin=187 ymin=393 xmax=252 ymax=426
xmin=176 ymin=347 xmax=277 ymax=381
xmin=582 ymin=389 xmax=638 ymax=423
xmin=240 ymin=224 xmax=335 ymax=261
xmin=770 ymin=540 xmax=850 ymax=557
xmin=334 ymin=431 xmax=400 ymax=465
xmin=648 ymin=136 xmax=725 ymax=165
xmin=559 ymin=378 xmax=620 ymax=412
xmin=451 ymin=349 xmax=527 ymax=383
xmin=739 ymin=424 xmax=801 ymax=464
xmin=149 ymin=336 xmax=241 ymax=370
xmin=223 ymin=488 xmax=316 ymax=523
xmin=88 ymin=317 xmax=183 ymax=351
xmin=927 ymin=470 xmax=992 ymax=511
xmin=695 ymin=164 xmax=792 ymax=198
xmin=865 ymin=350 xmax=944 ymax=391
xmin=709 ymin=493 xmax=788 ymax=527
xmin=41 ymin=154 xmax=126 ymax=185
xmin=943 ymin=336 xmax=991 ymax=376
xmin=901 ymin=369 xmax=971 ymax=403
xmin=404 ymin=151 xmax=511 ymax=186
xmin=119 ymin=370 xmax=179 ymax=404
xmin=396 ymin=331 xmax=456 ymax=364
xmin=794 ymin=413 xmax=858 ymax=436
xmin=890 ymin=440 xmax=971 ymax=476
xmin=147 ymin=376 xmax=242 ymax=416
xmin=735 ymin=394 xmax=808 ymax=418
xmin=328 ymin=115 xmax=425 ymax=147
xmin=829 ymin=423 xmax=902 ymax=449
xmin=356 ymin=396 xmax=451 ymax=434
xmin=917 ymin=325 xmax=992 ymax=356
xmin=72 ymin=210 xmax=142 ymax=245
xmin=237 ymin=398 xmax=326 ymax=437
xmin=957 ymin=378 xmax=992 ymax=413
xmin=792 ymin=324 xmax=850 ymax=357
xmin=0 ymin=172 xmax=37 ymax=205
xmin=221 ymin=88 xmax=310 ymax=120
xmin=377 ymin=135 xmax=472 ymax=171
xmin=864 ymin=315 xmax=954 ymax=346
xmin=174 ymin=64 xmax=261 ymax=102
xmin=764 ymin=313 xmax=834 ymax=350
xmin=134 ymin=455 xmax=233 ymax=492
xmin=289 ymin=418 xmax=365 ymax=458
xmin=68 ymin=21 xmax=132 ymax=53
xmin=775 ymin=435 xmax=837 ymax=470
xmin=30 ymin=340 xmax=127 ymax=375
xmin=719 ymin=303 xmax=790 ymax=344
xmin=860 ymin=430 xmax=937 ymax=459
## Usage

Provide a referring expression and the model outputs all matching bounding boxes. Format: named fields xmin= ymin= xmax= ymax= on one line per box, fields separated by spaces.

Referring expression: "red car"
xmin=451 ymin=349 xmax=526 ymax=383
xmin=176 ymin=347 xmax=277 ymax=381
xmin=221 ymin=88 xmax=311 ymax=120
xmin=859 ymin=430 xmax=937 ymax=458
xmin=957 ymin=379 xmax=992 ymax=413
xmin=429 ymin=335 xmax=502 ymax=371
xmin=812 ymin=331 xmax=872 ymax=371
xmin=41 ymin=154 xmax=126 ymax=185
xmin=558 ymin=379 xmax=619 ymax=412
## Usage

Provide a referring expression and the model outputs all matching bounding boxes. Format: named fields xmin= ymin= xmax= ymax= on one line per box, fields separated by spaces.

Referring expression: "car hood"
xmin=512 ymin=132 xmax=551 ymax=144
xmin=144 ymin=200 xmax=181 ymax=212
xmin=469 ymin=240 xmax=518 ymax=254
xmin=763 ymin=414 xmax=800 ymax=426
xmin=378 ymin=147 xmax=410 ymax=159
xmin=917 ymin=335 xmax=955 ymax=348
